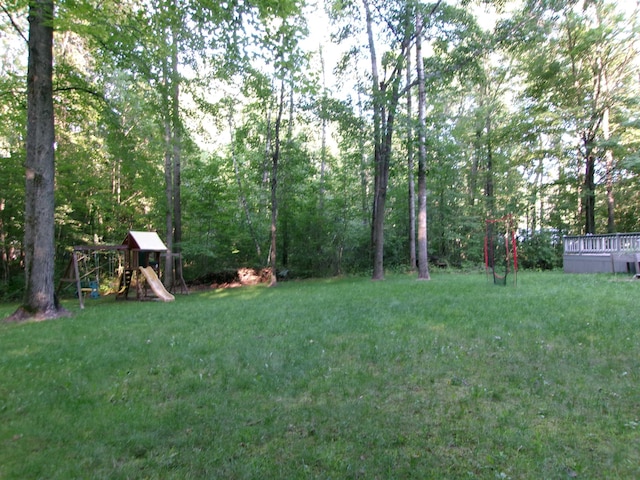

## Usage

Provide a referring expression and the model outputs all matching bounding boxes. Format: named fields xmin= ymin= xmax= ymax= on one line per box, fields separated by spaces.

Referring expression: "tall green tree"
xmin=8 ymin=0 xmax=68 ymax=320
xmin=514 ymin=0 xmax=638 ymax=234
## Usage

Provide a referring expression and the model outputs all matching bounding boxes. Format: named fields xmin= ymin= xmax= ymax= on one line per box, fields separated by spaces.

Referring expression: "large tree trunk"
xmin=416 ymin=15 xmax=430 ymax=281
xmin=7 ymin=0 xmax=68 ymax=321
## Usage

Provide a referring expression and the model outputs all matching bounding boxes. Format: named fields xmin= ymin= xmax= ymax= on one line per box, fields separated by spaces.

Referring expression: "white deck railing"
xmin=564 ymin=233 xmax=640 ymax=254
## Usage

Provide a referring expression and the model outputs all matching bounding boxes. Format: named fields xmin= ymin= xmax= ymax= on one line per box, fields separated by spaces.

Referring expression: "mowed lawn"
xmin=1 ymin=272 xmax=638 ymax=479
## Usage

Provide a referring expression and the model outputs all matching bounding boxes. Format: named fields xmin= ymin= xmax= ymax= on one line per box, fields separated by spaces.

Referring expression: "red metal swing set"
xmin=484 ymin=214 xmax=518 ymax=285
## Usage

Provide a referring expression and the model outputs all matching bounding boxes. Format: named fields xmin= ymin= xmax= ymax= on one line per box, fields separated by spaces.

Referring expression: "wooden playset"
xmin=57 ymin=231 xmax=186 ymax=308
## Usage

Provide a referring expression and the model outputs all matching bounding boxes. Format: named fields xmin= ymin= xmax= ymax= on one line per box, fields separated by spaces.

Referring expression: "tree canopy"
xmin=1 ymin=0 xmax=639 ymax=303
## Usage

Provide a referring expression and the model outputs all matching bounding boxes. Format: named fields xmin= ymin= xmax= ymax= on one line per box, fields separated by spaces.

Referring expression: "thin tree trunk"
xmin=406 ymin=43 xmax=416 ymax=272
xmin=416 ymin=14 xmax=430 ymax=280
xmin=0 ymin=199 xmax=7 ymax=282
xmin=319 ymin=46 xmax=327 ymax=212
xmin=263 ymin=109 xmax=272 ymax=187
xmin=538 ymin=157 xmax=545 ymax=231
xmin=269 ymin=78 xmax=286 ymax=286
xmin=468 ymin=146 xmax=480 ymax=208
xmin=603 ymin=106 xmax=615 ymax=233
xmin=583 ymin=151 xmax=596 ymax=234
xmin=363 ymin=0 xmax=385 ymax=280
xmin=531 ymin=157 xmax=542 ymax=234
xmin=112 ymin=157 xmax=121 ymax=204
xmin=163 ymin=107 xmax=174 ymax=286
xmin=171 ymin=38 xmax=182 ymax=265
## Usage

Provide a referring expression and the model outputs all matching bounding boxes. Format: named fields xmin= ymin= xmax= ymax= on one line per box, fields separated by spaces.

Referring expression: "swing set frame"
xmin=484 ymin=214 xmax=518 ymax=286
xmin=57 ymin=245 xmax=128 ymax=309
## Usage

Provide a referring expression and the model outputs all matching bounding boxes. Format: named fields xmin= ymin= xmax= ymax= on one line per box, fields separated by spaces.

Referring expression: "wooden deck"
xmin=563 ymin=233 xmax=640 ymax=274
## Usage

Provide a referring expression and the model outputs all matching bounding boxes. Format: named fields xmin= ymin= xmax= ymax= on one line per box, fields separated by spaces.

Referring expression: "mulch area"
xmin=190 ymin=267 xmax=273 ymax=290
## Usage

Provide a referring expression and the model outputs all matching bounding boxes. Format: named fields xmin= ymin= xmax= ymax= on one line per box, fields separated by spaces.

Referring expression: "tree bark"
xmin=406 ymin=43 xmax=416 ymax=272
xmin=363 ymin=0 xmax=385 ymax=280
xmin=7 ymin=0 xmax=68 ymax=321
xmin=416 ymin=13 xmax=430 ymax=280
xmin=580 ymin=125 xmax=598 ymax=235
xmin=364 ymin=0 xmax=414 ymax=280
xmin=583 ymin=152 xmax=596 ymax=235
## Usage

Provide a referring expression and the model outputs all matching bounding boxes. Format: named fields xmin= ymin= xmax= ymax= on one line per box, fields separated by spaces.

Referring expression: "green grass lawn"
xmin=1 ymin=272 xmax=638 ymax=479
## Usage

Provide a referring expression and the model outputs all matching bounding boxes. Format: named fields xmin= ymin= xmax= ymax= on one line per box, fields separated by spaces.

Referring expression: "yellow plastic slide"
xmin=139 ymin=266 xmax=175 ymax=302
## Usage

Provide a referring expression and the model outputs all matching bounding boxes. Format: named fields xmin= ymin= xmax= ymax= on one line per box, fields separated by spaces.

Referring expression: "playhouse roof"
xmin=122 ymin=231 xmax=168 ymax=252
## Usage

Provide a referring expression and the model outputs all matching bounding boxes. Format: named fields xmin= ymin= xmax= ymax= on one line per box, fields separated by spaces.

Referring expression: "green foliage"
xmin=518 ymin=230 xmax=563 ymax=270
xmin=0 ymin=272 xmax=24 ymax=302
xmin=2 ymin=273 xmax=640 ymax=478
xmin=1 ymin=0 xmax=640 ymax=299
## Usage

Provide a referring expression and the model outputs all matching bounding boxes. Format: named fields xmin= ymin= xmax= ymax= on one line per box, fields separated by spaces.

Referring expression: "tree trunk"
xmin=162 ymin=31 xmax=182 ymax=290
xmin=8 ymin=0 xmax=68 ymax=321
xmin=363 ymin=0 xmax=385 ymax=280
xmin=171 ymin=37 xmax=182 ymax=267
xmin=319 ymin=47 xmax=328 ymax=213
xmin=406 ymin=43 xmax=416 ymax=272
xmin=416 ymin=15 xmax=430 ymax=281
xmin=583 ymin=152 xmax=596 ymax=235
xmin=269 ymin=78 xmax=286 ymax=286
xmin=163 ymin=104 xmax=174 ymax=287
xmin=0 ymin=204 xmax=6 ymax=283
xmin=365 ymin=0 xmax=413 ymax=280
xmin=468 ymin=141 xmax=480 ymax=208
xmin=602 ymin=105 xmax=615 ymax=233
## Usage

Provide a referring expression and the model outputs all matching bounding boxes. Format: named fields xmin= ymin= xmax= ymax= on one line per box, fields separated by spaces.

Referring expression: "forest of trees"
xmin=1 ymin=0 xmax=639 ymax=305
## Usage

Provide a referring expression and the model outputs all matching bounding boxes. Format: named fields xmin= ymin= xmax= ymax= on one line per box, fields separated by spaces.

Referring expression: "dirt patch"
xmin=191 ymin=268 xmax=273 ymax=290
xmin=4 ymin=305 xmax=72 ymax=323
